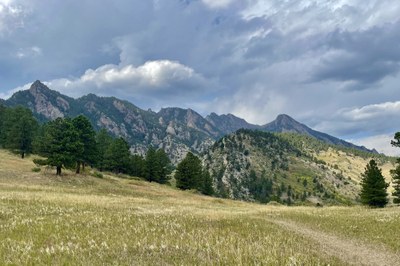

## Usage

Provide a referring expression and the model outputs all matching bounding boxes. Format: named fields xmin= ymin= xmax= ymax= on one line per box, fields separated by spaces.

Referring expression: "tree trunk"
xmin=76 ymin=162 xmax=80 ymax=174
xmin=21 ymin=152 xmax=25 ymax=159
xmin=82 ymin=162 xmax=86 ymax=171
xmin=56 ymin=166 xmax=62 ymax=176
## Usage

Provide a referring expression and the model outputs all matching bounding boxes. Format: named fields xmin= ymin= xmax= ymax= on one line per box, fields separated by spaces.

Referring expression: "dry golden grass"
xmin=1 ymin=150 xmax=399 ymax=265
xmin=316 ymin=148 xmax=395 ymax=193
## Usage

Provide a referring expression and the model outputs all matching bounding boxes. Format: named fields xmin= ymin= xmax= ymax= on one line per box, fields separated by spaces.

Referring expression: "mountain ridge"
xmin=1 ymin=80 xmax=377 ymax=158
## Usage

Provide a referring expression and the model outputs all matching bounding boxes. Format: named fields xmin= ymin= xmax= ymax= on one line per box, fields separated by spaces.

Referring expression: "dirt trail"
xmin=270 ymin=219 xmax=400 ymax=266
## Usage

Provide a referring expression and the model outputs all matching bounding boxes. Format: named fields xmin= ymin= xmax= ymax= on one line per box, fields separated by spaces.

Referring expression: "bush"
xmin=31 ymin=167 xmax=41 ymax=173
xmin=91 ymin=172 xmax=103 ymax=179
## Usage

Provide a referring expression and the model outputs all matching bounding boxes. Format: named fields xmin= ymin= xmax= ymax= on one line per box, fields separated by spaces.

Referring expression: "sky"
xmin=0 ymin=0 xmax=399 ymax=155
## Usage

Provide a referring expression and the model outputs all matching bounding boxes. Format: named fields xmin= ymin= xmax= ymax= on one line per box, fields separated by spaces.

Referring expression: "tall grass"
xmin=0 ymin=150 xmax=399 ymax=265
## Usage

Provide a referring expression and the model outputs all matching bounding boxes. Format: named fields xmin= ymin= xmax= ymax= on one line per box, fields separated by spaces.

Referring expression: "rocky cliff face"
xmin=158 ymin=107 xmax=221 ymax=138
xmin=6 ymin=80 xmax=76 ymax=121
xmin=5 ymin=81 xmax=217 ymax=162
xmin=4 ymin=81 xmax=375 ymax=162
xmin=206 ymin=112 xmax=260 ymax=135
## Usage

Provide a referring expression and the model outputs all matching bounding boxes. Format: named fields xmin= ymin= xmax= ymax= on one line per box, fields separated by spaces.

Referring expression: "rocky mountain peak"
xmin=264 ymin=114 xmax=309 ymax=134
xmin=29 ymin=80 xmax=49 ymax=95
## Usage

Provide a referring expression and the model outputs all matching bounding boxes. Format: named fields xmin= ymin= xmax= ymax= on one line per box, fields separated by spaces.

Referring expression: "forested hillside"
xmin=204 ymin=129 xmax=394 ymax=205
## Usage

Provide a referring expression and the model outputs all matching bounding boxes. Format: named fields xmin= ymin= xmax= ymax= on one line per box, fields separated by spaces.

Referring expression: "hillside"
xmin=0 ymin=150 xmax=399 ymax=265
xmin=204 ymin=130 xmax=394 ymax=205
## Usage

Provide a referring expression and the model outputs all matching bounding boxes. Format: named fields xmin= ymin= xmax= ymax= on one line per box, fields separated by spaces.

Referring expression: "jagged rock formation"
xmin=3 ymin=80 xmax=376 ymax=162
xmin=206 ymin=112 xmax=259 ymax=135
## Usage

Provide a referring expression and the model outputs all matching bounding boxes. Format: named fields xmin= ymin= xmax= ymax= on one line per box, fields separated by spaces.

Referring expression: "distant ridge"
xmin=206 ymin=112 xmax=259 ymax=135
xmin=2 ymin=80 xmax=377 ymax=158
xmin=261 ymin=114 xmax=376 ymax=153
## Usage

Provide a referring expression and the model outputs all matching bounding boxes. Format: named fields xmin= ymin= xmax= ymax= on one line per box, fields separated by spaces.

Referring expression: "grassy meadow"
xmin=0 ymin=150 xmax=399 ymax=265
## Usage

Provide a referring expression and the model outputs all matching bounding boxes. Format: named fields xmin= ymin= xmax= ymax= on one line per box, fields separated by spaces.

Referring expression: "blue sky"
xmin=0 ymin=0 xmax=400 ymax=155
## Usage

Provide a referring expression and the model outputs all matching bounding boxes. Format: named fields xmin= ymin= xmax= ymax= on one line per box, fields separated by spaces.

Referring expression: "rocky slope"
xmin=203 ymin=129 xmax=392 ymax=204
xmin=206 ymin=112 xmax=259 ymax=135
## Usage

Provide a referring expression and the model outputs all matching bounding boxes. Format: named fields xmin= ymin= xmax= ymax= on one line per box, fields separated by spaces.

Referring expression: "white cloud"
xmin=3 ymin=60 xmax=216 ymax=109
xmin=242 ymin=0 xmax=400 ymax=33
xmin=351 ymin=134 xmax=400 ymax=156
xmin=0 ymin=0 xmax=25 ymax=34
xmin=212 ymin=84 xmax=287 ymax=125
xmin=201 ymin=0 xmax=235 ymax=9
xmin=0 ymin=82 xmax=29 ymax=99
xmin=341 ymin=101 xmax=400 ymax=120
xmin=315 ymin=101 xmax=400 ymax=137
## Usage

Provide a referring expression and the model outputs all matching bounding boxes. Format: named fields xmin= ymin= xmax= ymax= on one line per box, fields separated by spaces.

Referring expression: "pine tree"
xmin=72 ymin=115 xmax=97 ymax=173
xmin=391 ymin=159 xmax=400 ymax=204
xmin=145 ymin=147 xmax=158 ymax=182
xmin=95 ymin=128 xmax=113 ymax=172
xmin=144 ymin=147 xmax=171 ymax=183
xmin=130 ymin=154 xmax=146 ymax=178
xmin=175 ymin=152 xmax=203 ymax=190
xmin=0 ymin=104 xmax=7 ymax=147
xmin=38 ymin=118 xmax=83 ymax=175
xmin=391 ymin=132 xmax=400 ymax=204
xmin=155 ymin=149 xmax=172 ymax=184
xmin=3 ymin=106 xmax=38 ymax=158
xmin=200 ymin=169 xmax=214 ymax=196
xmin=104 ymin=137 xmax=131 ymax=174
xmin=360 ymin=160 xmax=388 ymax=208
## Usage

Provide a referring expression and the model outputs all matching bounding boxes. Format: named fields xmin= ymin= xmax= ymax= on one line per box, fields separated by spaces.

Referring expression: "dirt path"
xmin=270 ymin=219 xmax=400 ymax=266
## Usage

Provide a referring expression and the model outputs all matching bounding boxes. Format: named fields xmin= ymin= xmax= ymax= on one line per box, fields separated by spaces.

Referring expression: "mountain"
xmin=4 ymin=80 xmax=376 ymax=161
xmin=5 ymin=81 xmax=214 ymax=162
xmin=158 ymin=107 xmax=221 ymax=138
xmin=204 ymin=129 xmax=391 ymax=204
xmin=6 ymin=80 xmax=78 ymax=122
xmin=206 ymin=112 xmax=259 ymax=135
xmin=262 ymin=114 xmax=375 ymax=153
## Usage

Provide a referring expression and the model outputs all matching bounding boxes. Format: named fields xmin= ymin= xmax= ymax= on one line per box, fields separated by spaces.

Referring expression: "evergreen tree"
xmin=360 ymin=160 xmax=388 ymax=208
xmin=3 ymin=106 xmax=38 ymax=158
xmin=145 ymin=147 xmax=158 ymax=182
xmin=72 ymin=115 xmax=97 ymax=173
xmin=155 ymin=149 xmax=172 ymax=184
xmin=391 ymin=132 xmax=400 ymax=147
xmin=144 ymin=147 xmax=172 ymax=183
xmin=95 ymin=128 xmax=113 ymax=172
xmin=38 ymin=118 xmax=83 ymax=175
xmin=130 ymin=154 xmax=146 ymax=178
xmin=200 ymin=169 xmax=214 ymax=196
xmin=391 ymin=132 xmax=400 ymax=204
xmin=0 ymin=104 xmax=6 ymax=147
xmin=104 ymin=137 xmax=131 ymax=174
xmin=390 ymin=159 xmax=400 ymax=204
xmin=175 ymin=152 xmax=203 ymax=190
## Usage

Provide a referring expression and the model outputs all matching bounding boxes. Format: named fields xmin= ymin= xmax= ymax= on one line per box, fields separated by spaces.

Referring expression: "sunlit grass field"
xmin=0 ymin=150 xmax=399 ymax=265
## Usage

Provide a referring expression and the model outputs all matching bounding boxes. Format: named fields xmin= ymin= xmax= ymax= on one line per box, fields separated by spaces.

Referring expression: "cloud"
xmin=315 ymin=101 xmax=400 ymax=137
xmin=2 ymin=0 xmax=400 ymax=151
xmin=4 ymin=60 xmax=217 ymax=110
xmin=15 ymin=46 xmax=41 ymax=58
xmin=0 ymin=0 xmax=25 ymax=34
xmin=311 ymin=21 xmax=400 ymax=88
xmin=351 ymin=134 xmax=400 ymax=156
xmin=201 ymin=0 xmax=235 ymax=9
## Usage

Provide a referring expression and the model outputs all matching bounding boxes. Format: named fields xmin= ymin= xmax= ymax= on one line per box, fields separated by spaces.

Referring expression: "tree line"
xmin=360 ymin=132 xmax=400 ymax=207
xmin=0 ymin=105 xmax=214 ymax=196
